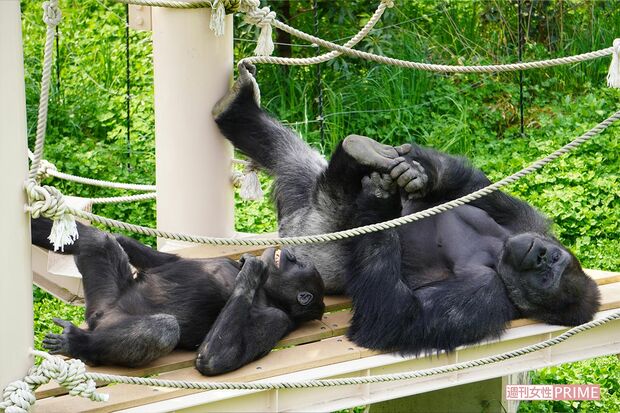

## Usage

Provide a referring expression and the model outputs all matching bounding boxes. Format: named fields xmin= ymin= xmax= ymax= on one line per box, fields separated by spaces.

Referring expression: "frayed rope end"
xmin=240 ymin=170 xmax=264 ymax=201
xmin=48 ymin=215 xmax=79 ymax=252
xmin=209 ymin=0 xmax=226 ymax=37
xmin=607 ymin=39 xmax=620 ymax=88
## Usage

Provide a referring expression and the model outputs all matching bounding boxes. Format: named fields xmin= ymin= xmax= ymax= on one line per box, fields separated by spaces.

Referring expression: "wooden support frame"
xmin=0 ymin=0 xmax=33 ymax=391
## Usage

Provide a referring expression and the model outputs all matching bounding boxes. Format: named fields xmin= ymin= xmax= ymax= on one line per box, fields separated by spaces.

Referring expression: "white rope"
xmin=89 ymin=192 xmax=157 ymax=204
xmin=33 ymin=154 xmax=252 ymax=192
xmin=0 ymin=351 xmax=108 ymax=413
xmin=2 ymin=310 xmax=618 ymax=411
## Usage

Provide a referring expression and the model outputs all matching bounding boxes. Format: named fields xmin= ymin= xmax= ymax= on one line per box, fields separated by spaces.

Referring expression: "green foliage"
xmin=519 ymin=356 xmax=620 ymax=413
xmin=33 ymin=287 xmax=85 ymax=351
xmin=21 ymin=1 xmax=620 ymax=411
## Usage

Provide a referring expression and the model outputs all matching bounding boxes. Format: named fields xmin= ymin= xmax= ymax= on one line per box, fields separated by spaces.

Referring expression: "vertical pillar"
xmin=152 ymin=6 xmax=234 ymax=250
xmin=0 ymin=0 xmax=33 ymax=389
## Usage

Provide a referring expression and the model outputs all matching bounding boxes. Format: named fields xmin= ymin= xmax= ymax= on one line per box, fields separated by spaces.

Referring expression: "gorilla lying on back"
xmin=213 ymin=63 xmax=600 ymax=354
xmin=32 ymin=218 xmax=324 ymax=375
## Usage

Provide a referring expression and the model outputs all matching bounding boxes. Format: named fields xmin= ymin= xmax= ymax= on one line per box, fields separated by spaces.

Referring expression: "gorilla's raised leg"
xmin=43 ymin=314 xmax=180 ymax=367
xmin=114 ymin=234 xmax=180 ymax=271
xmin=214 ymin=63 xmax=327 ymax=218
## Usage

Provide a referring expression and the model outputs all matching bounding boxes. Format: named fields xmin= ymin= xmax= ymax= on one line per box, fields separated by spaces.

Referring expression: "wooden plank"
xmin=35 ymin=275 xmax=620 ymax=401
xmin=34 ymin=337 xmax=362 ymax=413
xmin=322 ymin=310 xmax=353 ymax=337
xmin=586 ymin=269 xmax=620 ymax=285
xmin=35 ymin=318 xmax=334 ymax=400
xmin=324 ymin=295 xmax=351 ymax=312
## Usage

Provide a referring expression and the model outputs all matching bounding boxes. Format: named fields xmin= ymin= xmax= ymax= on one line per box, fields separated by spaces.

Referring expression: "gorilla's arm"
xmin=405 ymin=145 xmax=550 ymax=234
xmin=195 ymin=255 xmax=294 ymax=376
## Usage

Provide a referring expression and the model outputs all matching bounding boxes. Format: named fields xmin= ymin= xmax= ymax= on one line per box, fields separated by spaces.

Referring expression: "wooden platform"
xmin=33 ymin=269 xmax=620 ymax=412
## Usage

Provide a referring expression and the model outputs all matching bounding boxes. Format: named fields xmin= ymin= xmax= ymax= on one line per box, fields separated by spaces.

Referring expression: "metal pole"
xmin=0 ymin=0 xmax=33 ymax=389
xmin=151 ymin=6 xmax=234 ymax=250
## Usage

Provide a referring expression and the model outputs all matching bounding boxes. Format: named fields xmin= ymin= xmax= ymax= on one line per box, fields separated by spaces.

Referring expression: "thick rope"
xmin=0 ymin=352 xmax=107 ymax=413
xmin=115 ymin=0 xmax=617 ymax=74
xmin=243 ymin=18 xmax=616 ymax=73
xmin=33 ymin=154 xmax=252 ymax=192
xmin=89 ymin=192 xmax=157 ymax=204
xmin=1 ymin=309 xmax=617 ymax=411
xmin=27 ymin=0 xmax=61 ymax=182
xmin=27 ymin=108 xmax=620 ymax=246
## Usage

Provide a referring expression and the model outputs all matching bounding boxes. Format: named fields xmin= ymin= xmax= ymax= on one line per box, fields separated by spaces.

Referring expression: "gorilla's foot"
xmin=390 ymin=157 xmax=428 ymax=199
xmin=212 ymin=61 xmax=259 ymax=118
xmin=362 ymin=172 xmax=397 ymax=199
xmin=343 ymin=135 xmax=411 ymax=172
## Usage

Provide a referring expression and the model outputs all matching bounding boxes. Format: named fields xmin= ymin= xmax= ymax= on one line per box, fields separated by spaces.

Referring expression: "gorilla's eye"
xmin=297 ymin=291 xmax=313 ymax=305
xmin=551 ymin=250 xmax=560 ymax=263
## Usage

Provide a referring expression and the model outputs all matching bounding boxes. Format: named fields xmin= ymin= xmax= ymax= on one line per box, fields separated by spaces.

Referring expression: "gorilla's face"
xmin=261 ymin=247 xmax=326 ymax=322
xmin=498 ymin=233 xmax=600 ymax=326
xmin=503 ymin=233 xmax=572 ymax=291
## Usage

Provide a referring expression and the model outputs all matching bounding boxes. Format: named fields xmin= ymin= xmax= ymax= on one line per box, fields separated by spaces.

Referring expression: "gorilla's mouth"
xmin=274 ymin=249 xmax=281 ymax=269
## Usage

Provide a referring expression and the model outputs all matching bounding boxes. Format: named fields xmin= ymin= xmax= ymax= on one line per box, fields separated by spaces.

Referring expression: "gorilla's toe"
xmin=213 ymin=62 xmax=260 ymax=118
xmin=362 ymin=172 xmax=396 ymax=199
xmin=343 ymin=135 xmax=399 ymax=172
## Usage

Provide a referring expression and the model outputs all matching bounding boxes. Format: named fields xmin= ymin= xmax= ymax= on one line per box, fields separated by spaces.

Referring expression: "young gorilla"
xmin=32 ymin=218 xmax=325 ymax=375
xmin=213 ymin=63 xmax=600 ymax=354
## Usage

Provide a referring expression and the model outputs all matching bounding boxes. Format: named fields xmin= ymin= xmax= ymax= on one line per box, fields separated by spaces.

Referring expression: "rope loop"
xmin=381 ymin=0 xmax=395 ymax=8
xmin=42 ymin=0 xmax=62 ymax=26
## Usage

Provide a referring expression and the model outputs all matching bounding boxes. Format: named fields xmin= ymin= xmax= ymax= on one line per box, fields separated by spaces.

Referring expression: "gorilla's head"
xmin=498 ymin=232 xmax=600 ymax=326
xmin=261 ymin=247 xmax=325 ymax=322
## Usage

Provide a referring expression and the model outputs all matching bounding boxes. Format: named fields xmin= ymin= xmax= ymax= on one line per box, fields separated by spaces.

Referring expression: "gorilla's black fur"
xmin=32 ymin=218 xmax=325 ymax=375
xmin=213 ymin=63 xmax=600 ymax=355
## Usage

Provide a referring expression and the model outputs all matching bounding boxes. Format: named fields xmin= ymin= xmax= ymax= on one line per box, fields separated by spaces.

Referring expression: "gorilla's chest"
xmin=400 ymin=205 xmax=507 ymax=271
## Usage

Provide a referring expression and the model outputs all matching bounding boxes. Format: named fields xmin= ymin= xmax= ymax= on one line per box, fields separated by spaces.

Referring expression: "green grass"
xmin=21 ymin=0 xmax=620 ymax=411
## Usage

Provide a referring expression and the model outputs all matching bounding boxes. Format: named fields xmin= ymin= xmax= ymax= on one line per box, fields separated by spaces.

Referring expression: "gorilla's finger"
xmin=395 ymin=144 xmax=412 ymax=156
xmin=52 ymin=318 xmax=73 ymax=329
xmin=390 ymin=162 xmax=411 ymax=181
xmin=404 ymin=177 xmax=424 ymax=193
xmin=397 ymin=170 xmax=416 ymax=188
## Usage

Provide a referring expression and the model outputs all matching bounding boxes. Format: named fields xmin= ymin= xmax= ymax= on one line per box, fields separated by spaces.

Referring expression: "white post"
xmin=151 ymin=7 xmax=234 ymax=251
xmin=0 ymin=0 xmax=33 ymax=389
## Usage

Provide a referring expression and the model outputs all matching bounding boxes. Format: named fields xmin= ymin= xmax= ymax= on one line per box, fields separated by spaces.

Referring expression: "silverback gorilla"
xmin=213 ymin=63 xmax=600 ymax=354
xmin=32 ymin=218 xmax=325 ymax=375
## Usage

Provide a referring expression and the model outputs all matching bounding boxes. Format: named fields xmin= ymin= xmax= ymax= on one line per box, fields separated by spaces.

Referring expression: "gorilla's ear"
xmin=297 ymin=292 xmax=314 ymax=306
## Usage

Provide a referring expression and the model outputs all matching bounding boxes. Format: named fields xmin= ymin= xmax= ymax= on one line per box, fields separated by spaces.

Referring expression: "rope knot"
xmin=42 ymin=0 xmax=62 ymax=27
xmin=240 ymin=0 xmax=275 ymax=55
xmin=381 ymin=0 xmax=395 ymax=8
xmin=25 ymin=182 xmax=79 ymax=252
xmin=36 ymin=159 xmax=58 ymax=180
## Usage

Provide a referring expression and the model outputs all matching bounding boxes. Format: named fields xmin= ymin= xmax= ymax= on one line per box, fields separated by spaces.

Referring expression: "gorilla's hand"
xmin=236 ymin=253 xmax=269 ymax=291
xmin=42 ymin=318 xmax=75 ymax=356
xmin=361 ymin=172 xmax=397 ymax=199
xmin=213 ymin=61 xmax=259 ymax=118
xmin=389 ymin=157 xmax=428 ymax=199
